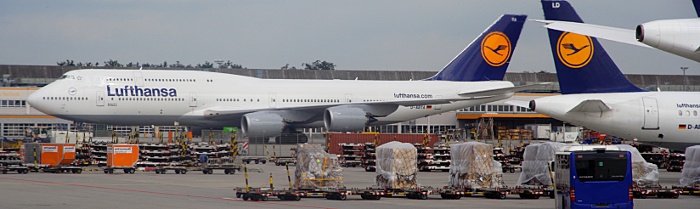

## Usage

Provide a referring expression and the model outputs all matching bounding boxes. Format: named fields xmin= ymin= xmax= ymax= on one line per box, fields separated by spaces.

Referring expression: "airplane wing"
xmin=534 ymin=20 xmax=651 ymax=48
xmin=567 ymin=99 xmax=612 ymax=113
xmin=458 ymin=83 xmax=551 ymax=98
xmin=202 ymin=83 xmax=550 ymax=118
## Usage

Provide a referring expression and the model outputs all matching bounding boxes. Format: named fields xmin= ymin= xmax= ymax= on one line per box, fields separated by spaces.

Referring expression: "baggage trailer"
xmin=633 ymin=185 xmax=680 ymax=199
xmin=154 ymin=165 xmax=188 ymax=174
xmin=201 ymin=157 xmax=241 ymax=174
xmin=672 ymin=184 xmax=700 ymax=196
xmin=234 ymin=163 xmax=303 ymax=201
xmin=0 ymin=152 xmax=29 ymax=174
xmin=103 ymin=144 xmax=139 ymax=174
xmin=22 ymin=143 xmax=83 ymax=174
xmin=474 ymin=186 xmax=545 ymax=199
xmin=241 ymin=156 xmax=268 ymax=164
xmin=273 ymin=157 xmax=296 ymax=166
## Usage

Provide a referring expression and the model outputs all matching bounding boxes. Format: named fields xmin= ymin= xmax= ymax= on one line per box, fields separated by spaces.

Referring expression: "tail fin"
xmin=694 ymin=0 xmax=700 ymax=17
xmin=426 ymin=14 xmax=526 ymax=81
xmin=542 ymin=0 xmax=644 ymax=94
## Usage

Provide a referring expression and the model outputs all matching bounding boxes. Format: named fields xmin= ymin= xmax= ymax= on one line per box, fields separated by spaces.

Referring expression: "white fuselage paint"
xmin=28 ymin=69 xmax=514 ymax=129
xmin=533 ymin=92 xmax=700 ymax=150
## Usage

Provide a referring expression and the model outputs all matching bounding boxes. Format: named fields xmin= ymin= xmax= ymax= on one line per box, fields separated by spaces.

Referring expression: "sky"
xmin=1 ymin=0 xmax=699 ymax=75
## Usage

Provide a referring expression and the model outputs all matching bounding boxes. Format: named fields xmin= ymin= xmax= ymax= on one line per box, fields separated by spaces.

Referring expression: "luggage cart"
xmin=201 ymin=157 xmax=241 ymax=174
xmin=234 ymin=163 xmax=303 ymax=201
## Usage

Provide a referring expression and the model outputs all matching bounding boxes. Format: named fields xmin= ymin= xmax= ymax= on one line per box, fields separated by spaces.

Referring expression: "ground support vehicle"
xmin=672 ymin=184 xmax=700 ymax=196
xmin=501 ymin=163 xmax=522 ymax=173
xmin=632 ymin=185 xmax=680 ymax=199
xmin=379 ymin=187 xmax=436 ymax=200
xmin=234 ymin=187 xmax=304 ymax=201
xmin=234 ymin=163 xmax=303 ymax=201
xmin=294 ymin=187 xmax=386 ymax=200
xmin=479 ymin=186 xmax=544 ymax=199
xmin=241 ymin=156 xmax=267 ymax=164
xmin=154 ymin=165 xmax=188 ymax=174
xmin=103 ymin=166 xmax=136 ymax=174
xmin=0 ymin=164 xmax=29 ymax=174
xmin=0 ymin=152 xmax=30 ymax=174
xmin=273 ymin=157 xmax=296 ymax=166
xmin=104 ymin=144 xmax=139 ymax=174
xmin=43 ymin=165 xmax=83 ymax=174
xmin=437 ymin=187 xmax=483 ymax=199
xmin=201 ymin=157 xmax=241 ymax=174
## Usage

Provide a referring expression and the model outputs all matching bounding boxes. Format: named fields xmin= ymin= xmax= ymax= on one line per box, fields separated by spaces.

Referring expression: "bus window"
xmin=574 ymin=152 xmax=628 ymax=182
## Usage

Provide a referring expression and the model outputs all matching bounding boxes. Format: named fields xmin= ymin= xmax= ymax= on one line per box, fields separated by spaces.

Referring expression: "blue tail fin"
xmin=426 ymin=14 xmax=526 ymax=81
xmin=542 ymin=0 xmax=644 ymax=94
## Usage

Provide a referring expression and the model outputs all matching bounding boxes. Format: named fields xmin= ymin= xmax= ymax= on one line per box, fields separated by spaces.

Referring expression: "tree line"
xmin=57 ymin=59 xmax=336 ymax=70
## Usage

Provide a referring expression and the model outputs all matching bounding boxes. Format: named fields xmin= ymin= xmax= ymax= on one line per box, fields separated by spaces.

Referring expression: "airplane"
xmin=536 ymin=0 xmax=700 ymax=63
xmin=28 ymin=14 xmax=544 ymax=143
xmin=514 ymin=0 xmax=698 ymax=151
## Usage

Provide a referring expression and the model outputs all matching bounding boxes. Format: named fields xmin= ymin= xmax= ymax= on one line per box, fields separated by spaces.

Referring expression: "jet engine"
xmin=241 ymin=112 xmax=285 ymax=137
xmin=324 ymin=107 xmax=369 ymax=132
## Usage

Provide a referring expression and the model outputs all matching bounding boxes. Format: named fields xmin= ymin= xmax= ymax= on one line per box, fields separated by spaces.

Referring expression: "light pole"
xmin=681 ymin=67 xmax=689 ymax=91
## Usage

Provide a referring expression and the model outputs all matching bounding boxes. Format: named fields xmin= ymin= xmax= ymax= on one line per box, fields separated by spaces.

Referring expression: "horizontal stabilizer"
xmin=534 ymin=19 xmax=651 ymax=48
xmin=458 ymin=83 xmax=551 ymax=98
xmin=567 ymin=99 xmax=612 ymax=113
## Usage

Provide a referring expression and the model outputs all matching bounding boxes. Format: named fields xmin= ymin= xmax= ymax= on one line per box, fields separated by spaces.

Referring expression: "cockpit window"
xmin=59 ymin=75 xmax=76 ymax=80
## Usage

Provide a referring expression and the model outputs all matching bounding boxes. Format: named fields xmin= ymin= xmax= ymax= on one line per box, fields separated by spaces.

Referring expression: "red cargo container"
xmin=325 ymin=133 xmax=439 ymax=155
xmin=105 ymin=144 xmax=139 ymax=174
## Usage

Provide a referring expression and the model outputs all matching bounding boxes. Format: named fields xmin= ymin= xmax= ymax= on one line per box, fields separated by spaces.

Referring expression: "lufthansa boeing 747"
xmin=28 ymin=14 xmax=543 ymax=141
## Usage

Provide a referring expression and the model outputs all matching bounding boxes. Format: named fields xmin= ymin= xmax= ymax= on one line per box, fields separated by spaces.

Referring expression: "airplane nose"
xmin=27 ymin=90 xmax=45 ymax=111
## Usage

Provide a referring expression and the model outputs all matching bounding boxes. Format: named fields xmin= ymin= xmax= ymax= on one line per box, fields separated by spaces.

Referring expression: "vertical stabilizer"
xmin=427 ymin=14 xmax=526 ymax=81
xmin=542 ymin=0 xmax=644 ymax=94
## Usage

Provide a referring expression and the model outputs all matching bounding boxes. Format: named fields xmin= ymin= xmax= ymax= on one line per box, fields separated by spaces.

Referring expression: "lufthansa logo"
xmin=557 ymin=32 xmax=594 ymax=69
xmin=481 ymin=31 xmax=511 ymax=67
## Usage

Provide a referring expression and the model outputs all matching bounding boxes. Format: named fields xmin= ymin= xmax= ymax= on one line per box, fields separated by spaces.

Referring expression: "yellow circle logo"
xmin=481 ymin=31 xmax=511 ymax=67
xmin=557 ymin=32 xmax=594 ymax=68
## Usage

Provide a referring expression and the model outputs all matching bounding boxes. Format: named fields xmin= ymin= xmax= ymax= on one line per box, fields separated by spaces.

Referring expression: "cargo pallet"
xmin=103 ymin=166 xmax=136 ymax=174
xmin=633 ymin=185 xmax=680 ymax=199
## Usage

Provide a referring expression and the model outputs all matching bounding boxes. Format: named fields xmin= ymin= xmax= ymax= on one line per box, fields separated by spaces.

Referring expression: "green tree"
xmin=302 ymin=60 xmax=335 ymax=70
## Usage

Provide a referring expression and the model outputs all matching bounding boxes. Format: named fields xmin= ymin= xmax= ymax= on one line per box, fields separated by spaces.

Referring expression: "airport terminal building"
xmin=2 ymin=65 xmax=699 ymax=139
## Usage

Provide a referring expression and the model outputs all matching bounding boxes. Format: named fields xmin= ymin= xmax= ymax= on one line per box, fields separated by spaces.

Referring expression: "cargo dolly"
xmin=0 ymin=164 xmax=29 ymax=174
xmin=241 ymin=156 xmax=268 ymax=164
xmin=103 ymin=166 xmax=136 ymax=174
xmin=43 ymin=165 xmax=84 ymax=174
xmin=154 ymin=165 xmax=188 ymax=174
xmin=273 ymin=156 xmax=296 ymax=166
xmin=201 ymin=157 xmax=241 ymax=174
xmin=0 ymin=153 xmax=30 ymax=174
xmin=234 ymin=163 xmax=303 ymax=201
xmin=672 ymin=184 xmax=700 ymax=196
xmin=633 ymin=184 xmax=680 ymax=199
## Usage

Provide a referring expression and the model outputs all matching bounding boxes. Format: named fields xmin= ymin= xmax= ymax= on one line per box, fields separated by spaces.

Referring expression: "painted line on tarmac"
xmin=0 ymin=176 xmax=336 ymax=209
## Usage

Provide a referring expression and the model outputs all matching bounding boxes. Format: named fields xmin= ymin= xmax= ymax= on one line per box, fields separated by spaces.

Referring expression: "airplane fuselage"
xmin=533 ymin=92 xmax=700 ymax=150
xmin=28 ymin=69 xmax=513 ymax=131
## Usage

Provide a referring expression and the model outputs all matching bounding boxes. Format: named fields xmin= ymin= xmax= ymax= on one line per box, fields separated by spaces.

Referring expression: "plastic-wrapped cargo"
xmin=294 ymin=144 xmax=343 ymax=189
xmin=449 ymin=142 xmax=504 ymax=188
xmin=680 ymin=145 xmax=700 ymax=186
xmin=615 ymin=145 xmax=659 ymax=187
xmin=375 ymin=141 xmax=418 ymax=189
xmin=517 ymin=142 xmax=566 ymax=186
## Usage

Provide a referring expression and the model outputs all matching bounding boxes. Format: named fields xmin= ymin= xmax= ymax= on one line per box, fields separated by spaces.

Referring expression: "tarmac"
xmin=0 ymin=163 xmax=696 ymax=209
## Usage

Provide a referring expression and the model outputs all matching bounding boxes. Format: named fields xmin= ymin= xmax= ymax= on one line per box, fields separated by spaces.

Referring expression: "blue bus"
xmin=554 ymin=146 xmax=633 ymax=209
